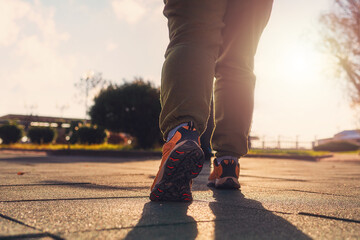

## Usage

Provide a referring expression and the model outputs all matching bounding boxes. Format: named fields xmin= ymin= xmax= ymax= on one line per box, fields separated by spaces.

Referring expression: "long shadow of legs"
xmin=124 ymin=202 xmax=198 ymax=240
xmin=210 ymin=189 xmax=312 ymax=239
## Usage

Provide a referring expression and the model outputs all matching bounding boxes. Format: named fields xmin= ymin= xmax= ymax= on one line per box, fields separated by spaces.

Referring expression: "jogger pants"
xmin=159 ymin=0 xmax=273 ymax=158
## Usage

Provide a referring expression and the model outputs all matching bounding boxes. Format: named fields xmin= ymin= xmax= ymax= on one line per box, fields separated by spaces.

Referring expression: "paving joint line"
xmin=0 ymin=196 xmax=149 ymax=203
xmin=246 ymin=185 xmax=357 ymax=198
xmin=0 ymin=233 xmax=54 ymax=240
xmin=0 ymin=213 xmax=64 ymax=240
xmin=194 ymin=200 xmax=360 ymax=224
xmin=0 ymin=183 xmax=92 ymax=187
xmin=68 ymin=209 xmax=360 ymax=235
xmin=298 ymin=212 xmax=360 ymax=224
xmin=240 ymin=174 xmax=308 ymax=182
xmin=0 ymin=199 xmax=358 ymax=237
xmin=284 ymin=189 xmax=357 ymax=198
xmin=63 ymin=219 xmax=240 ymax=234
xmin=194 ymin=199 xmax=292 ymax=215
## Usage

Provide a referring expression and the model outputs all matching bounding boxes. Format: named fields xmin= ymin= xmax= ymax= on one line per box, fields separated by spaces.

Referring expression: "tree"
xmin=319 ymin=0 xmax=360 ymax=105
xmin=89 ymin=78 xmax=162 ymax=149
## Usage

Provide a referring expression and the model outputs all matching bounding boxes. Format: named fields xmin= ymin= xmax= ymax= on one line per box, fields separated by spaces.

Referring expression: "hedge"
xmin=77 ymin=126 xmax=106 ymax=144
xmin=0 ymin=124 xmax=22 ymax=144
xmin=28 ymin=127 xmax=56 ymax=144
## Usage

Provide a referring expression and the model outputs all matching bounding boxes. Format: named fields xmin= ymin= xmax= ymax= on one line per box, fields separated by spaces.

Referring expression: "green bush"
xmin=68 ymin=121 xmax=82 ymax=144
xmin=0 ymin=124 xmax=22 ymax=144
xmin=77 ymin=126 xmax=106 ymax=144
xmin=28 ymin=127 xmax=56 ymax=144
xmin=314 ymin=141 xmax=359 ymax=152
xmin=69 ymin=131 xmax=79 ymax=144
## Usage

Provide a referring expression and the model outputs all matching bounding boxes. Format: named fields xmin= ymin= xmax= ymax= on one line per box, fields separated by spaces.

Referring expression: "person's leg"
xmin=151 ymin=0 xmax=228 ymax=202
xmin=200 ymin=98 xmax=214 ymax=161
xmin=208 ymin=0 xmax=273 ymax=189
xmin=212 ymin=0 xmax=273 ymax=158
xmin=159 ymin=0 xmax=227 ymax=140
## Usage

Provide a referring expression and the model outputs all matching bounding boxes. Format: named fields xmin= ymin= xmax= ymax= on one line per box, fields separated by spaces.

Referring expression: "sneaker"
xmin=150 ymin=123 xmax=205 ymax=202
xmin=208 ymin=158 xmax=240 ymax=189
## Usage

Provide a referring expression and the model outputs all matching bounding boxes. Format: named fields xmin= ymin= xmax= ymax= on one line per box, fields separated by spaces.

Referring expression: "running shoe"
xmin=208 ymin=158 xmax=240 ymax=189
xmin=150 ymin=122 xmax=205 ymax=202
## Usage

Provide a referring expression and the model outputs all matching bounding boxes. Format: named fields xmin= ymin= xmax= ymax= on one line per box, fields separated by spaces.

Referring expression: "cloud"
xmin=111 ymin=0 xmax=146 ymax=24
xmin=0 ymin=0 xmax=77 ymax=117
xmin=0 ymin=0 xmax=30 ymax=46
xmin=0 ymin=0 xmax=70 ymax=47
xmin=106 ymin=41 xmax=118 ymax=51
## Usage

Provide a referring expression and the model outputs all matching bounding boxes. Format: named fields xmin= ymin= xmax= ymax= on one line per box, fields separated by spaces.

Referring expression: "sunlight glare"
xmin=282 ymin=44 xmax=319 ymax=79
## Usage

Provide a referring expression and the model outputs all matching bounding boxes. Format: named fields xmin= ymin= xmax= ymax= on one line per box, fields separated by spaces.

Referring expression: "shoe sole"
xmin=150 ymin=140 xmax=204 ymax=202
xmin=207 ymin=180 xmax=215 ymax=188
xmin=215 ymin=177 xmax=240 ymax=189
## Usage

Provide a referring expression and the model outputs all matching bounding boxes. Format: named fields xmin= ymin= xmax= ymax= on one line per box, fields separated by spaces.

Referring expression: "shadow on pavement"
xmin=209 ymin=189 xmax=312 ymax=239
xmin=124 ymin=202 xmax=198 ymax=240
xmin=124 ymin=190 xmax=312 ymax=240
xmin=39 ymin=180 xmax=149 ymax=191
xmin=0 ymin=154 xmax=158 ymax=164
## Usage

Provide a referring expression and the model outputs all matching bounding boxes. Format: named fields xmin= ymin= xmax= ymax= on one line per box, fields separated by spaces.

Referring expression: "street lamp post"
xmin=81 ymin=70 xmax=95 ymax=123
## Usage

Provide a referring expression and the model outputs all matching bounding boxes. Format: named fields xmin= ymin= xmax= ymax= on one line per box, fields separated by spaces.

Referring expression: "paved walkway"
xmin=0 ymin=152 xmax=359 ymax=239
xmin=321 ymin=153 xmax=360 ymax=162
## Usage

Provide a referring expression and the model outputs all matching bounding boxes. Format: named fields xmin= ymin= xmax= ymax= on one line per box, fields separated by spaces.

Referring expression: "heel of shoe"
xmin=164 ymin=140 xmax=204 ymax=181
xmin=215 ymin=177 xmax=240 ymax=189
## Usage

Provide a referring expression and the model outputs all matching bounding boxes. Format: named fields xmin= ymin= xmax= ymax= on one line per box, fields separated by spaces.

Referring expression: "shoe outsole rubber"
xmin=150 ymin=140 xmax=204 ymax=202
xmin=215 ymin=178 xmax=240 ymax=189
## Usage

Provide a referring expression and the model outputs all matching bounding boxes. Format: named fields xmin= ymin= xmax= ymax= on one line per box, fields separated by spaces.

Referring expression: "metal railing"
xmin=250 ymin=136 xmax=314 ymax=150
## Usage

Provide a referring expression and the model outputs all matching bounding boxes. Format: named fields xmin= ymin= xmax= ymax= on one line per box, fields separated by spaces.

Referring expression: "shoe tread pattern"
xmin=216 ymin=178 xmax=240 ymax=189
xmin=150 ymin=140 xmax=204 ymax=202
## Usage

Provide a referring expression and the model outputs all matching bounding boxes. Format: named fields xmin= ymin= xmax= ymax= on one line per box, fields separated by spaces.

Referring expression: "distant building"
xmin=0 ymin=114 xmax=85 ymax=143
xmin=0 ymin=114 xmax=85 ymax=129
xmin=0 ymin=114 xmax=131 ymax=145
xmin=317 ymin=130 xmax=360 ymax=146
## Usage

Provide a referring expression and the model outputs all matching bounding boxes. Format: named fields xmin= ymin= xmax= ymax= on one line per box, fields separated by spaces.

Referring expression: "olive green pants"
xmin=159 ymin=0 xmax=273 ymax=158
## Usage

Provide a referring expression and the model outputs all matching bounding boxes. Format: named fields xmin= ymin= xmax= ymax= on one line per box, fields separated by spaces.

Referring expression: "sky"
xmin=0 ymin=0 xmax=358 ymax=142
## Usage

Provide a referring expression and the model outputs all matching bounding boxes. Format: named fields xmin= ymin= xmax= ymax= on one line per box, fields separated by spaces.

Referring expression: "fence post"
xmin=296 ymin=135 xmax=299 ymax=149
xmin=262 ymin=135 xmax=266 ymax=149
xmin=277 ymin=135 xmax=281 ymax=149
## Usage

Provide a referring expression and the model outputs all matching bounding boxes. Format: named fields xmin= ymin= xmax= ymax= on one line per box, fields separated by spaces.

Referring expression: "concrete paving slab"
xmin=62 ymin=222 xmax=207 ymax=240
xmin=1 ymin=152 xmax=359 ymax=239
xmin=0 ymin=199 xmax=149 ymax=233
xmin=0 ymin=199 xmax=310 ymax=240
xmin=212 ymin=187 xmax=360 ymax=220
xmin=1 ymin=183 xmax=149 ymax=201
xmin=279 ymin=214 xmax=360 ymax=240
xmin=1 ymin=194 xmax=359 ymax=239
xmin=0 ymin=154 xmax=157 ymax=186
xmin=0 ymin=217 xmax=41 ymax=237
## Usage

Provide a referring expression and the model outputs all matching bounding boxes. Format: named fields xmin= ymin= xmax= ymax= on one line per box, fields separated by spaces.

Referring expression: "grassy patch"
xmin=2 ymin=144 xmax=344 ymax=157
xmin=248 ymin=149 xmax=330 ymax=157
xmin=0 ymin=143 xmax=133 ymax=151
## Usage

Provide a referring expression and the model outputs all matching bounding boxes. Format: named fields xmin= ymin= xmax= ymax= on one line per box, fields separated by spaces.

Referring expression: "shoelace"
xmin=188 ymin=121 xmax=195 ymax=131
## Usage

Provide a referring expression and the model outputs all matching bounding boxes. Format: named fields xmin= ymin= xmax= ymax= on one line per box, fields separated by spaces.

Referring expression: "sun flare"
xmin=281 ymin=44 xmax=320 ymax=78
